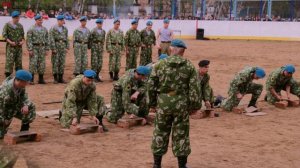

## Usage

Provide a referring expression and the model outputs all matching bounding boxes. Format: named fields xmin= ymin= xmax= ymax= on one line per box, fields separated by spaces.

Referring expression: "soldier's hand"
xmin=205 ymin=101 xmax=211 ymax=109
xmin=92 ymin=116 xmax=99 ymax=125
xmin=72 ymin=118 xmax=78 ymax=126
xmin=141 ymin=44 xmax=146 ymax=47
xmin=149 ymin=108 xmax=156 ymax=113
xmin=19 ymin=41 xmax=24 ymax=46
xmin=236 ymin=93 xmax=243 ymax=100
xmin=276 ymin=95 xmax=282 ymax=101
xmin=10 ymin=41 xmax=16 ymax=46
xmin=21 ymin=105 xmax=29 ymax=115
xmin=131 ymin=91 xmax=140 ymax=101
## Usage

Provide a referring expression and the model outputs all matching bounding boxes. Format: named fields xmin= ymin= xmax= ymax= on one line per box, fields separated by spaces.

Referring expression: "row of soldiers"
xmin=2 ymin=11 xmax=174 ymax=84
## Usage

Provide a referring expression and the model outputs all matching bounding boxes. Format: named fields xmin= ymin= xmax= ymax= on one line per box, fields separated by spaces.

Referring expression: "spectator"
xmin=26 ymin=8 xmax=35 ymax=18
xmin=58 ymin=8 xmax=64 ymax=15
xmin=64 ymin=12 xmax=74 ymax=20
xmin=48 ymin=10 xmax=55 ymax=18
xmin=40 ymin=10 xmax=49 ymax=20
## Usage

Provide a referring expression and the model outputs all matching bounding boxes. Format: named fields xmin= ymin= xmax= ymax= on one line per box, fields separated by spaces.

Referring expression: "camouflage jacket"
xmin=124 ymin=28 xmax=141 ymax=47
xmin=266 ymin=67 xmax=292 ymax=91
xmin=2 ymin=22 xmax=24 ymax=43
xmin=73 ymin=27 xmax=90 ymax=44
xmin=106 ymin=28 xmax=125 ymax=52
xmin=49 ymin=25 xmax=69 ymax=51
xmin=140 ymin=28 xmax=156 ymax=46
xmin=229 ymin=67 xmax=257 ymax=94
xmin=148 ymin=55 xmax=201 ymax=111
xmin=89 ymin=27 xmax=106 ymax=47
xmin=199 ymin=73 xmax=211 ymax=101
xmin=26 ymin=25 xmax=49 ymax=51
xmin=63 ymin=75 xmax=97 ymax=118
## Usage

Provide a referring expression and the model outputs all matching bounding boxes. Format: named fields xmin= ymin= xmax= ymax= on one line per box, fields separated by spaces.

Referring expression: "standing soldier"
xmin=2 ymin=11 xmax=24 ymax=78
xmin=140 ymin=20 xmax=156 ymax=66
xmin=221 ymin=66 xmax=266 ymax=112
xmin=156 ymin=19 xmax=173 ymax=56
xmin=49 ymin=15 xmax=69 ymax=84
xmin=73 ymin=16 xmax=90 ymax=77
xmin=125 ymin=19 xmax=141 ymax=71
xmin=26 ymin=14 xmax=49 ymax=84
xmin=89 ymin=18 xmax=106 ymax=82
xmin=198 ymin=60 xmax=214 ymax=109
xmin=0 ymin=70 xmax=36 ymax=138
xmin=148 ymin=39 xmax=201 ymax=168
xmin=60 ymin=70 xmax=108 ymax=132
xmin=106 ymin=18 xmax=125 ymax=81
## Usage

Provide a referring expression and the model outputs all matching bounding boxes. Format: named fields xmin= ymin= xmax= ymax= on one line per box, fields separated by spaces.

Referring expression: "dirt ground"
xmin=0 ymin=39 xmax=300 ymax=168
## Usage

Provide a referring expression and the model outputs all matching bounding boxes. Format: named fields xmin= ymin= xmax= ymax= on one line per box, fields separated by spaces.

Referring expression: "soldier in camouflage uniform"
xmin=221 ymin=66 xmax=266 ymax=112
xmin=198 ymin=60 xmax=214 ymax=109
xmin=73 ymin=16 xmax=90 ymax=76
xmin=265 ymin=64 xmax=300 ymax=104
xmin=49 ymin=15 xmax=69 ymax=84
xmin=140 ymin=20 xmax=156 ymax=66
xmin=60 ymin=70 xmax=108 ymax=131
xmin=0 ymin=70 xmax=35 ymax=138
xmin=89 ymin=18 xmax=106 ymax=82
xmin=148 ymin=39 xmax=201 ymax=168
xmin=106 ymin=18 xmax=125 ymax=81
xmin=106 ymin=66 xmax=150 ymax=124
xmin=26 ymin=15 xmax=49 ymax=84
xmin=2 ymin=11 xmax=24 ymax=77
xmin=125 ymin=19 xmax=141 ymax=71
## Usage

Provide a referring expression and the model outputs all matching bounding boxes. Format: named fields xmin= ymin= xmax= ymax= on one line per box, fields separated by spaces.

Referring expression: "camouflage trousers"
xmin=0 ymin=101 xmax=36 ymax=138
xmin=158 ymin=42 xmax=170 ymax=56
xmin=203 ymin=86 xmax=214 ymax=104
xmin=126 ymin=47 xmax=139 ymax=71
xmin=73 ymin=43 xmax=88 ymax=75
xmin=91 ymin=44 xmax=104 ymax=73
xmin=60 ymin=95 xmax=105 ymax=128
xmin=51 ymin=43 xmax=67 ymax=75
xmin=106 ymin=88 xmax=148 ymax=123
xmin=140 ymin=46 xmax=152 ymax=66
xmin=5 ymin=45 xmax=22 ymax=74
xmin=266 ymin=79 xmax=300 ymax=104
xmin=221 ymin=83 xmax=263 ymax=111
xmin=151 ymin=109 xmax=191 ymax=157
xmin=29 ymin=46 xmax=46 ymax=75
xmin=109 ymin=45 xmax=122 ymax=73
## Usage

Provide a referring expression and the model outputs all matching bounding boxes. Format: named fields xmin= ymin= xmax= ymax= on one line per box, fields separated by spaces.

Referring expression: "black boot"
xmin=53 ymin=74 xmax=58 ymax=84
xmin=177 ymin=156 xmax=188 ymax=168
xmin=38 ymin=74 xmax=46 ymax=84
xmin=59 ymin=110 xmax=62 ymax=120
xmin=109 ymin=72 xmax=114 ymax=80
xmin=5 ymin=72 xmax=11 ymax=78
xmin=113 ymin=72 xmax=119 ymax=81
xmin=58 ymin=74 xmax=66 ymax=83
xmin=153 ymin=155 xmax=162 ymax=168
xmin=248 ymin=99 xmax=258 ymax=108
xmin=20 ymin=123 xmax=30 ymax=132
xmin=96 ymin=115 xmax=108 ymax=132
xmin=30 ymin=74 xmax=34 ymax=85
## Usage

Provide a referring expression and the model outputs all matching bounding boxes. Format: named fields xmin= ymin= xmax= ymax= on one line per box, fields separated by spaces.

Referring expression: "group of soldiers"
xmin=1 ymin=11 xmax=300 ymax=168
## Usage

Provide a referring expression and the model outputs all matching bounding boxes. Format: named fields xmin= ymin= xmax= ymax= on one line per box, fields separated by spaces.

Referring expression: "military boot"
xmin=53 ymin=74 xmax=58 ymax=84
xmin=30 ymin=74 xmax=34 ymax=85
xmin=153 ymin=155 xmax=162 ymax=168
xmin=177 ymin=156 xmax=188 ymax=168
xmin=58 ymin=74 xmax=66 ymax=83
xmin=113 ymin=72 xmax=119 ymax=81
xmin=248 ymin=98 xmax=258 ymax=108
xmin=38 ymin=74 xmax=46 ymax=84
xmin=20 ymin=123 xmax=30 ymax=132
xmin=109 ymin=72 xmax=114 ymax=80
xmin=96 ymin=115 xmax=108 ymax=132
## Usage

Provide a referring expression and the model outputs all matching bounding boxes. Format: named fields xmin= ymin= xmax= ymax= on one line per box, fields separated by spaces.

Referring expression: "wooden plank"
xmin=275 ymin=101 xmax=288 ymax=109
xmin=117 ymin=117 xmax=145 ymax=129
xmin=69 ymin=123 xmax=103 ymax=135
xmin=245 ymin=112 xmax=267 ymax=117
xmin=4 ymin=131 xmax=42 ymax=145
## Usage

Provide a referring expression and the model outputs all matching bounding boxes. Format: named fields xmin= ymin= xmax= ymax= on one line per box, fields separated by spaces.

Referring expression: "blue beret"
xmin=136 ymin=66 xmax=151 ymax=76
xmin=159 ymin=54 xmax=168 ymax=60
xmin=171 ymin=39 xmax=187 ymax=49
xmin=79 ymin=16 xmax=87 ymax=21
xmin=163 ymin=18 xmax=170 ymax=23
xmin=284 ymin=64 xmax=295 ymax=73
xmin=11 ymin=11 xmax=20 ymax=18
xmin=15 ymin=70 xmax=32 ymax=82
xmin=57 ymin=15 xmax=65 ymax=20
xmin=146 ymin=20 xmax=153 ymax=26
xmin=113 ymin=18 xmax=120 ymax=24
xmin=34 ymin=14 xmax=42 ymax=20
xmin=255 ymin=67 xmax=266 ymax=78
xmin=83 ymin=70 xmax=96 ymax=79
xmin=96 ymin=18 xmax=103 ymax=24
xmin=131 ymin=19 xmax=138 ymax=25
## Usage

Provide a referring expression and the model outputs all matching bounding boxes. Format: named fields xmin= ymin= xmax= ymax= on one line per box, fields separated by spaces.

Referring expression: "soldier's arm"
xmin=66 ymin=28 xmax=70 ymax=49
xmin=2 ymin=23 xmax=8 ymax=40
xmin=86 ymin=88 xmax=98 ymax=116
xmin=26 ymin=29 xmax=33 ymax=51
xmin=72 ymin=29 xmax=77 ymax=47
xmin=20 ymin=25 xmax=25 ymax=45
xmin=153 ymin=31 xmax=157 ymax=46
xmin=20 ymin=91 xmax=31 ymax=106
xmin=44 ymin=28 xmax=50 ymax=50
xmin=170 ymin=30 xmax=174 ymax=40
xmin=148 ymin=63 xmax=160 ymax=108
xmin=188 ymin=63 xmax=202 ymax=110
xmin=203 ymin=75 xmax=211 ymax=101
xmin=156 ymin=29 xmax=161 ymax=46
xmin=49 ymin=28 xmax=56 ymax=51
xmin=122 ymin=79 xmax=139 ymax=115
xmin=106 ymin=31 xmax=111 ymax=52
xmin=124 ymin=31 xmax=129 ymax=51
xmin=64 ymin=88 xmax=79 ymax=118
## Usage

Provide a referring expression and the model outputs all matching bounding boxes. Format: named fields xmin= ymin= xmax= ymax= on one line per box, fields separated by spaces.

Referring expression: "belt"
xmin=161 ymin=41 xmax=171 ymax=43
xmin=128 ymin=45 xmax=139 ymax=47
xmin=55 ymin=40 xmax=66 ymax=43
xmin=33 ymin=43 xmax=45 ymax=46
xmin=111 ymin=43 xmax=122 ymax=45
xmin=142 ymin=45 xmax=152 ymax=48
xmin=75 ymin=41 xmax=88 ymax=44
xmin=92 ymin=41 xmax=103 ymax=45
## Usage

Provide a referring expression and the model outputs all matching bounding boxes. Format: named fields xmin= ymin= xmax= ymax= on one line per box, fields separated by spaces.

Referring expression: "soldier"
xmin=73 ymin=16 xmax=90 ymax=76
xmin=156 ymin=18 xmax=174 ymax=56
xmin=2 ymin=11 xmax=24 ymax=78
xmin=125 ymin=19 xmax=141 ymax=71
xmin=60 ymin=70 xmax=108 ymax=132
xmin=26 ymin=14 xmax=49 ymax=84
xmin=106 ymin=66 xmax=151 ymax=124
xmin=221 ymin=66 xmax=266 ymax=112
xmin=89 ymin=18 xmax=106 ymax=82
xmin=0 ymin=70 xmax=36 ymax=138
xmin=198 ymin=60 xmax=214 ymax=109
xmin=140 ymin=20 xmax=156 ymax=66
xmin=265 ymin=64 xmax=300 ymax=104
xmin=148 ymin=39 xmax=201 ymax=168
xmin=49 ymin=15 xmax=69 ymax=84
xmin=106 ymin=18 xmax=125 ymax=81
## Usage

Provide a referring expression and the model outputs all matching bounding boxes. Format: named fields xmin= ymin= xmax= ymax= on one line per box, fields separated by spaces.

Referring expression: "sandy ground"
xmin=0 ymin=40 xmax=300 ymax=168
